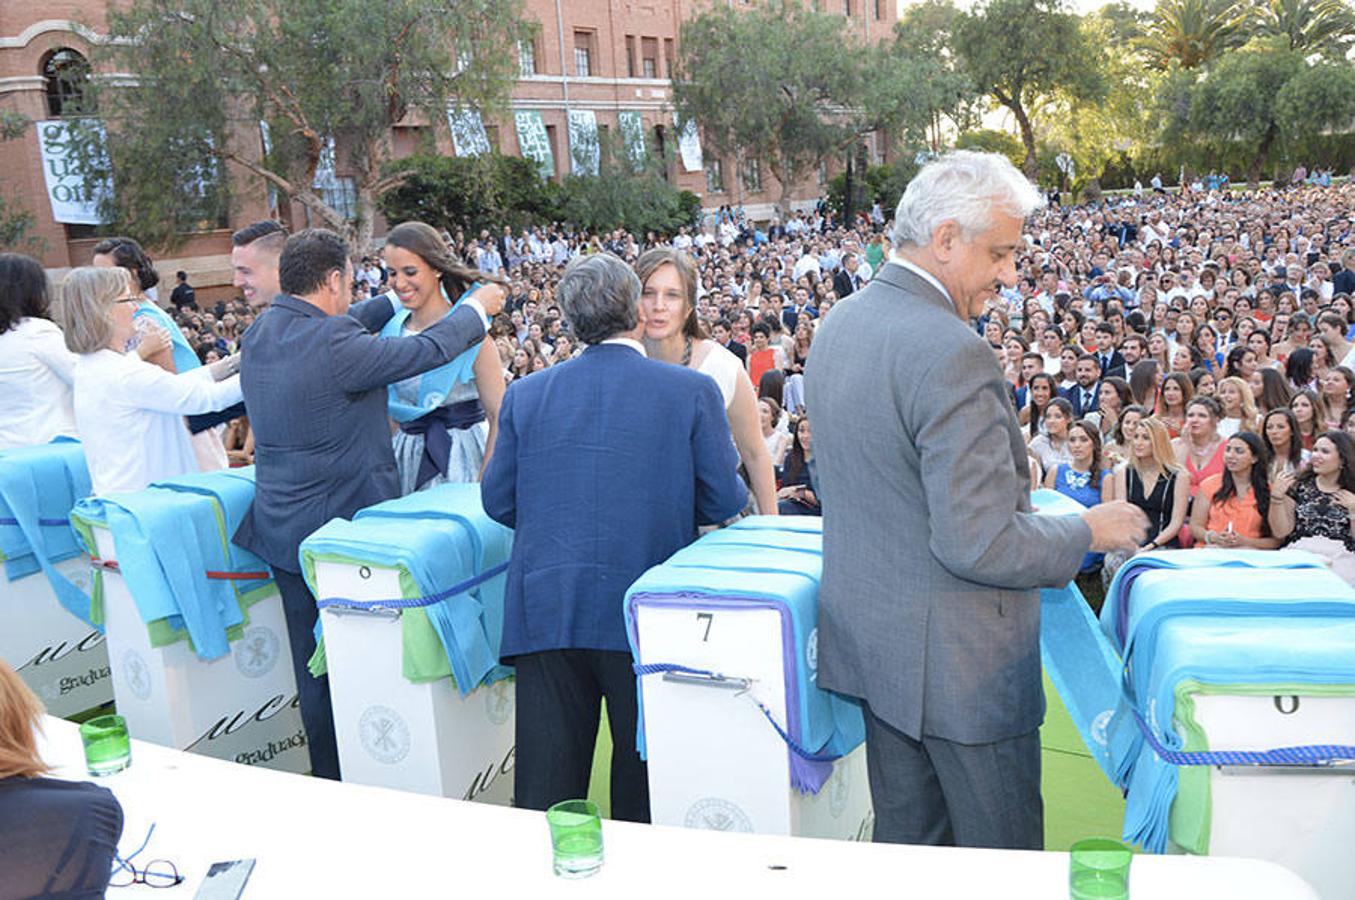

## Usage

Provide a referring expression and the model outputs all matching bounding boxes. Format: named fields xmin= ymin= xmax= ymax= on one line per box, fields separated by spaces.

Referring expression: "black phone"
xmin=194 ymin=859 xmax=256 ymax=899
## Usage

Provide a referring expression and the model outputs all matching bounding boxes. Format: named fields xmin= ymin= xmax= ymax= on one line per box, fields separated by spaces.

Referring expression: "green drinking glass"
xmin=79 ymin=714 xmax=131 ymax=777
xmin=546 ymin=799 xmax=603 ymax=878
xmin=1069 ymin=837 xmax=1132 ymax=900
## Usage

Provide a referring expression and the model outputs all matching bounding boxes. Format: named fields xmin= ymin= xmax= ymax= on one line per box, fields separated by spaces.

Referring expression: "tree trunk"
xmin=354 ymin=185 xmax=377 ymax=257
xmin=1011 ymin=100 xmax=1038 ymax=181
xmin=1247 ymin=122 xmax=1278 ymax=189
xmin=767 ymin=156 xmax=795 ymax=223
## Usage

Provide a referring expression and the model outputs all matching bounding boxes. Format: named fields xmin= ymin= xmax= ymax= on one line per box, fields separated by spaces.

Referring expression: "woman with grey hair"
xmin=60 ymin=267 xmax=243 ymax=495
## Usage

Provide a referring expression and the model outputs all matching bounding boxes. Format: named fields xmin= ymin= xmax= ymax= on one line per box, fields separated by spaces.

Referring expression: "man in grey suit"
xmin=234 ymin=228 xmax=503 ymax=779
xmin=806 ymin=152 xmax=1147 ymax=850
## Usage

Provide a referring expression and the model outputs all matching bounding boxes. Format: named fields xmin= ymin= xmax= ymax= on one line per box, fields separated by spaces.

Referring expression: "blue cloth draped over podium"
xmin=1033 ymin=488 xmax=1355 ymax=854
xmin=69 ymin=468 xmax=276 ymax=660
xmin=0 ymin=439 xmax=95 ymax=624
xmin=624 ymin=517 xmax=866 ymax=796
xmin=300 ymin=483 xmax=513 ymax=694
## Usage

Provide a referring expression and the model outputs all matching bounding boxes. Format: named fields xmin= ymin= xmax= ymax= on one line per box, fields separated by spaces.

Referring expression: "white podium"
xmin=0 ymin=557 xmax=111 ymax=717
xmin=1172 ymin=690 xmax=1355 ymax=900
xmin=88 ymin=524 xmax=309 ymax=774
xmin=310 ymin=559 xmax=514 ymax=804
xmin=628 ymin=518 xmax=872 ymax=840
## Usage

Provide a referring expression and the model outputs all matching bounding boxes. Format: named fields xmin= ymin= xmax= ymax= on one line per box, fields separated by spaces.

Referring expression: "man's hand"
xmin=1082 ymin=501 xmax=1150 ymax=553
xmin=472 ymin=282 xmax=507 ymax=318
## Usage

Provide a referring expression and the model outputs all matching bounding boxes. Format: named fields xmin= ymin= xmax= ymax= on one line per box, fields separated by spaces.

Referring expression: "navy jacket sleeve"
xmin=480 ymin=382 xmax=518 ymax=528
xmin=691 ymin=377 xmax=748 ymax=525
xmin=349 ymin=293 xmax=398 ymax=333
xmin=331 ymin=303 xmax=485 ymax=394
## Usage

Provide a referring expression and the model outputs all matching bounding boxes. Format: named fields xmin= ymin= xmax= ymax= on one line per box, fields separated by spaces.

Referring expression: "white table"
xmin=40 ymin=717 xmax=1318 ymax=898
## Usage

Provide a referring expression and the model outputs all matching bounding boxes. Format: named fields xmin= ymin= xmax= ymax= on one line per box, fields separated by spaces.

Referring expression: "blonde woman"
xmin=0 ymin=659 xmax=124 ymax=896
xmin=61 ymin=267 xmax=242 ymax=495
xmin=1111 ymin=417 xmax=1189 ymax=550
xmin=1215 ymin=376 xmax=1260 ymax=439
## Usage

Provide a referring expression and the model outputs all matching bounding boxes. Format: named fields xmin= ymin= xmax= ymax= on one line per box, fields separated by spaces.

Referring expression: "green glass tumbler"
xmin=546 ymin=799 xmax=603 ymax=878
xmin=1069 ymin=837 xmax=1132 ymax=900
xmin=79 ymin=714 xmax=131 ymax=777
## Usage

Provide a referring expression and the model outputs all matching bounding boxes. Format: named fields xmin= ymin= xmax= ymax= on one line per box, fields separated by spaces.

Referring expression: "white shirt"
xmin=601 ymin=337 xmax=646 ymax=356
xmin=889 ymin=254 xmax=955 ymax=310
xmin=0 ymin=318 xmax=78 ymax=449
xmin=73 ymin=349 xmax=243 ymax=496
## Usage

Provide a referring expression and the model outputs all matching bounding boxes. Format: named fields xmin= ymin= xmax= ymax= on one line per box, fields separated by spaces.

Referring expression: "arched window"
xmin=42 ymin=48 xmax=92 ymax=117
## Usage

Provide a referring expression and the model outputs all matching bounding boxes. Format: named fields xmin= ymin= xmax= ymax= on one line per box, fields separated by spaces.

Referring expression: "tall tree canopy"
xmin=1136 ymin=0 xmax=1247 ymax=70
xmin=78 ymin=0 xmax=532 ymax=251
xmin=953 ymin=0 xmax=1107 ymax=179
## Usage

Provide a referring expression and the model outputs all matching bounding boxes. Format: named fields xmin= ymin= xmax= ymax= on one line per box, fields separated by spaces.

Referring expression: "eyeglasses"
xmin=109 ymin=823 xmax=183 ymax=889
xmin=113 ymin=295 xmax=141 ymax=305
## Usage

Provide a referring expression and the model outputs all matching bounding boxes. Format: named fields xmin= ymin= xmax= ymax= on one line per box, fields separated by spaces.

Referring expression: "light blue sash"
xmin=133 ymin=301 xmax=200 ymax=374
xmin=379 ymin=285 xmax=481 ymax=424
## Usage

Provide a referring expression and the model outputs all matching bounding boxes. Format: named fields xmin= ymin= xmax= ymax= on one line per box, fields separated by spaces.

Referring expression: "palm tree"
xmin=1250 ymin=0 xmax=1355 ymax=54
xmin=1136 ymin=0 xmax=1248 ymax=69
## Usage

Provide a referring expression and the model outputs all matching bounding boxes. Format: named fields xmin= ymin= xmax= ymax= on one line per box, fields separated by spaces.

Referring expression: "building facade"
xmin=2 ymin=1 xmax=897 ymax=292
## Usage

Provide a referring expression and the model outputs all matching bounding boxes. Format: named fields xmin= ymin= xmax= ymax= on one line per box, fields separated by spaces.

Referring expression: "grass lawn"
xmin=585 ymin=670 xmax=1124 ymax=851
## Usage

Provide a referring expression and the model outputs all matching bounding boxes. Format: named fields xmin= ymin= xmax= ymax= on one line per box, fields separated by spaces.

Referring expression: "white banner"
xmin=447 ymin=108 xmax=491 ymax=158
xmin=37 ymin=119 xmax=111 ymax=225
xmin=618 ymin=111 xmax=646 ymax=173
xmin=568 ymin=109 xmax=599 ymax=177
xmin=673 ymin=113 xmax=703 ymax=173
xmin=513 ymin=110 xmax=554 ymax=180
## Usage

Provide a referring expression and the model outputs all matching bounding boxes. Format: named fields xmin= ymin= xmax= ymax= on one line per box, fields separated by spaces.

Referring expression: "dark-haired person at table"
xmin=0 ymin=660 xmax=123 ymax=899
xmin=482 ymin=253 xmax=746 ymax=822
xmin=1188 ymin=431 xmax=1282 ymax=549
xmin=0 ymin=253 xmax=78 ymax=449
xmin=1271 ymin=431 xmax=1355 ymax=583
xmin=233 ymin=228 xmax=505 ymax=780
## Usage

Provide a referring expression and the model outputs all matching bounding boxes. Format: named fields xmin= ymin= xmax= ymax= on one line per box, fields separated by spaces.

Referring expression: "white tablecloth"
xmin=38 ymin=716 xmax=1318 ymax=898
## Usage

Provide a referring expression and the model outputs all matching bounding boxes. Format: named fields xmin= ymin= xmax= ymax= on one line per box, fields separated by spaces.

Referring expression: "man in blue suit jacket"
xmin=481 ymin=253 xmax=747 ymax=822
xmin=233 ymin=229 xmax=502 ymax=779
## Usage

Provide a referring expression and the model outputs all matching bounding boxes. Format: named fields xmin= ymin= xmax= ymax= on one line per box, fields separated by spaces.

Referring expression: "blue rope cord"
xmin=0 ymin=517 xmax=68 ymax=527
xmin=315 ymin=562 xmax=508 ymax=611
xmin=1133 ymin=707 xmax=1355 ymax=767
xmin=633 ymin=662 xmax=842 ymax=763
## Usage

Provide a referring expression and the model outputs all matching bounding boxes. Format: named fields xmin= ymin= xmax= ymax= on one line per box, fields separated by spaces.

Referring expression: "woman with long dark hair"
xmin=1020 ymin=372 xmax=1059 ymax=440
xmin=1321 ymin=366 xmax=1355 ymax=429
xmin=1254 ymin=367 xmax=1294 ymax=415
xmin=1271 ymin=431 xmax=1355 ymax=583
xmin=777 ymin=415 xmax=819 ymax=516
xmin=0 ymin=254 xmax=78 ymax=448
xmin=1291 ymin=388 xmax=1327 ymax=451
xmin=1030 ymin=397 xmax=1075 ymax=472
xmin=1045 ymin=419 xmax=1110 ymax=575
xmin=1286 ymin=346 xmax=1316 ymax=391
xmin=381 ymin=221 xmax=509 ymax=493
xmin=1262 ymin=407 xmax=1308 ymax=478
xmin=1189 ymin=431 xmax=1280 ymax=549
xmin=1157 ymin=372 xmax=1192 ymax=438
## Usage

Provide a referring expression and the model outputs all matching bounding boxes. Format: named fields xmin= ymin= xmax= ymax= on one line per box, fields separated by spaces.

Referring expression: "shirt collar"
xmin=601 ymin=337 xmax=647 ymax=357
xmin=888 ymin=253 xmax=955 ymax=310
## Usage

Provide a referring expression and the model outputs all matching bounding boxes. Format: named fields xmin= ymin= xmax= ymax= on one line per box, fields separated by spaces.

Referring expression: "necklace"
xmin=681 ymin=336 xmax=694 ymax=367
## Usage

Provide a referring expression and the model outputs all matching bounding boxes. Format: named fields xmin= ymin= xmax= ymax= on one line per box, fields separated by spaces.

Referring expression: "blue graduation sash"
xmin=379 ymin=285 xmax=482 ymax=424
xmin=133 ymin=301 xmax=201 ymax=374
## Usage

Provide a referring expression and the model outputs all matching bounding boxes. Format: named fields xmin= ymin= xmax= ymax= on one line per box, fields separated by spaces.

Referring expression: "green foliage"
xmin=0 ymin=111 xmax=43 ymax=254
xmin=955 ymin=129 xmax=1026 ymax=168
xmin=1161 ymin=46 xmax=1355 ymax=184
xmin=551 ymin=135 xmax=699 ymax=236
xmin=1251 ymin=0 xmax=1355 ymax=54
xmin=1136 ymin=0 xmax=1248 ymax=70
xmin=377 ymin=153 xmax=551 ymax=235
xmin=673 ymin=1 xmax=953 ymax=217
xmin=953 ymin=0 xmax=1107 ymax=177
xmin=78 ymin=0 xmax=532 ymax=252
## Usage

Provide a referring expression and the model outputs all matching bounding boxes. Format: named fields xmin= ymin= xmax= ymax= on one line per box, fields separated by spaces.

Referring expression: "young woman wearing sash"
xmin=382 ymin=222 xmax=508 ymax=494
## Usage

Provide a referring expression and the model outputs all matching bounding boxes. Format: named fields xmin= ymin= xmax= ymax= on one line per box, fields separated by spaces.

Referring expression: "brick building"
xmin=3 ymin=2 xmax=898 ymax=295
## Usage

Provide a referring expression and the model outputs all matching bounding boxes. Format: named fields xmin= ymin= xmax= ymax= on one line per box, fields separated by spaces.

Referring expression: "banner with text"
xmin=568 ymin=109 xmax=600 ymax=177
xmin=513 ymin=110 xmax=554 ymax=180
xmin=37 ymin=119 xmax=111 ymax=225
xmin=448 ymin=108 xmax=491 ymax=158
xmin=618 ymin=111 xmax=647 ymax=173
xmin=673 ymin=113 xmax=703 ymax=173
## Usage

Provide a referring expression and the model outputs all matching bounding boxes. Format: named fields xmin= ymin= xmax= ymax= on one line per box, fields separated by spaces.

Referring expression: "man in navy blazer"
xmin=233 ymin=229 xmax=502 ymax=779
xmin=481 ymin=253 xmax=747 ymax=822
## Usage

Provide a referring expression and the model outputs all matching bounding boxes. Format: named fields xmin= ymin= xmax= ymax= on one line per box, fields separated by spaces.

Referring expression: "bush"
xmin=377 ymin=153 xmax=553 ymax=236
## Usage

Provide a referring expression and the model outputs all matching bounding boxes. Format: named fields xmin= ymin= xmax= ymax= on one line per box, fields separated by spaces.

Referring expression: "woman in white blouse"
xmin=0 ymin=255 xmax=78 ymax=449
xmin=636 ymin=248 xmax=778 ymax=515
xmin=59 ymin=267 xmax=243 ymax=496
